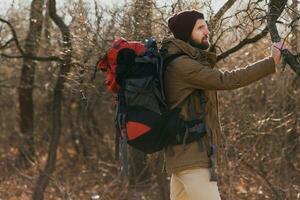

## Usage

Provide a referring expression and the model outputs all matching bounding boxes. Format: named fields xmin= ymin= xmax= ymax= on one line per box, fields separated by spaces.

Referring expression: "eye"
xmin=198 ymin=25 xmax=205 ymax=30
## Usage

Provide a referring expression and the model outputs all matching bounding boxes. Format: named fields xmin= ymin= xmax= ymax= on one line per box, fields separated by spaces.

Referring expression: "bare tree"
xmin=32 ymin=0 xmax=72 ymax=198
xmin=15 ymin=0 xmax=45 ymax=169
xmin=288 ymin=0 xmax=300 ymax=53
xmin=268 ymin=1 xmax=300 ymax=199
xmin=0 ymin=0 xmax=299 ymax=199
xmin=133 ymin=0 xmax=153 ymax=41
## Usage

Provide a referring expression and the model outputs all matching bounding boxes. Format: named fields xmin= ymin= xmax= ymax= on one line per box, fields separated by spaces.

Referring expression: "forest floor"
xmin=0 ymin=142 xmax=113 ymax=200
xmin=0 ymin=140 xmax=161 ymax=200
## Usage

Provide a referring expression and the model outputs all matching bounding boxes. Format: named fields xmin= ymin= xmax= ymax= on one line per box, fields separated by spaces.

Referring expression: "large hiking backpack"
xmin=98 ymin=37 xmax=207 ymax=160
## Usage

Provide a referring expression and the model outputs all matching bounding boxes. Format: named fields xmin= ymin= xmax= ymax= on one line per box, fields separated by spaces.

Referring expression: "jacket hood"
xmin=161 ymin=37 xmax=217 ymax=67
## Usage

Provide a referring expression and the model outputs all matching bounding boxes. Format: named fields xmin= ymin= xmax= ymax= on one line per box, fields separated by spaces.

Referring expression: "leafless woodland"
xmin=0 ymin=0 xmax=299 ymax=199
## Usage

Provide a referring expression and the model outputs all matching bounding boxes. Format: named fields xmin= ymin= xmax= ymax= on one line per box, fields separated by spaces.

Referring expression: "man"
xmin=161 ymin=10 xmax=284 ymax=200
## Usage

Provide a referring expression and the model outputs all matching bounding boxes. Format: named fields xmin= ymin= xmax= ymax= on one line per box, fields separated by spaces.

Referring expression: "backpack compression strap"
xmin=196 ymin=91 xmax=218 ymax=182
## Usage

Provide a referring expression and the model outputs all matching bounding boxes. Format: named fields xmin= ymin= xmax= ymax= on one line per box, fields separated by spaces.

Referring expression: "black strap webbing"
xmin=184 ymin=90 xmax=206 ymax=150
xmin=159 ymin=53 xmax=186 ymax=105
xmin=163 ymin=53 xmax=186 ymax=68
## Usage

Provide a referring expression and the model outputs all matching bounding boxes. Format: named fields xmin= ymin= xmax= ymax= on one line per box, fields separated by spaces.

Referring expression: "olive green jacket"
xmin=161 ymin=37 xmax=276 ymax=174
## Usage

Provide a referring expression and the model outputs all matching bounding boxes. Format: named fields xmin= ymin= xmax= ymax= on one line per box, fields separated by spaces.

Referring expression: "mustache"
xmin=202 ymin=36 xmax=209 ymax=42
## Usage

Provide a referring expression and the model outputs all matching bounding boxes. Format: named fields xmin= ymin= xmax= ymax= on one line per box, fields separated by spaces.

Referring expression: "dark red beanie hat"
xmin=168 ymin=10 xmax=204 ymax=42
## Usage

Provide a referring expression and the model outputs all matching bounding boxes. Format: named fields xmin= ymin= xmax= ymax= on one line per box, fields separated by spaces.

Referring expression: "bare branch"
xmin=210 ymin=0 xmax=238 ymax=28
xmin=26 ymin=54 xmax=62 ymax=61
xmin=241 ymin=161 xmax=282 ymax=199
xmin=0 ymin=38 xmax=14 ymax=49
xmin=0 ymin=17 xmax=62 ymax=62
xmin=0 ymin=52 xmax=62 ymax=61
xmin=0 ymin=84 xmax=17 ymax=88
xmin=217 ymin=26 xmax=269 ymax=61
xmin=1 ymin=53 xmax=23 ymax=59
xmin=0 ymin=17 xmax=25 ymax=54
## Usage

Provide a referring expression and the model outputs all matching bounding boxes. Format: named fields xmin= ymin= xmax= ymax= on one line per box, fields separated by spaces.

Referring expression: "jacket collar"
xmin=161 ymin=37 xmax=217 ymax=67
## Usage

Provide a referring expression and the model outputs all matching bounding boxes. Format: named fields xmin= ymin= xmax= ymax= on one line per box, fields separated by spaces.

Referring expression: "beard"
xmin=189 ymin=37 xmax=210 ymax=50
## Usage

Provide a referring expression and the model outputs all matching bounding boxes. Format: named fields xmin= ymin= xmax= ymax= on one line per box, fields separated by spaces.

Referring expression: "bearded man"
xmin=161 ymin=10 xmax=284 ymax=200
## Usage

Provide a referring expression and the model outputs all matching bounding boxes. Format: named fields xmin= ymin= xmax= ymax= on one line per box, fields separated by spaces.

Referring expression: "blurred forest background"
xmin=0 ymin=0 xmax=299 ymax=199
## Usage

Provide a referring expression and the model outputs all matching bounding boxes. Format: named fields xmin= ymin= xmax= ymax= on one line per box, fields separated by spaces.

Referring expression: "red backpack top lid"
xmin=98 ymin=37 xmax=146 ymax=93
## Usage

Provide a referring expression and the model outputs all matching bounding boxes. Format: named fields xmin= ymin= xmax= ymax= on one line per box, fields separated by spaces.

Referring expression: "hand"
xmin=271 ymin=41 xmax=286 ymax=65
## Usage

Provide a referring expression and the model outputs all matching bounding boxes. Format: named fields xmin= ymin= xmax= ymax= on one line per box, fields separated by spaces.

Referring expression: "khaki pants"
xmin=170 ymin=168 xmax=221 ymax=200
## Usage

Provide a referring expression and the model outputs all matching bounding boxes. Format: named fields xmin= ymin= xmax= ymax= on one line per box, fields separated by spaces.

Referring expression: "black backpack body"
xmin=114 ymin=37 xmax=207 ymax=161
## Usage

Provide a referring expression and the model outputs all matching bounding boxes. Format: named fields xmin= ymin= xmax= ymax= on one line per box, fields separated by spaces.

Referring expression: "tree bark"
xmin=32 ymin=0 xmax=72 ymax=199
xmin=133 ymin=0 xmax=153 ymax=41
xmin=268 ymin=0 xmax=288 ymax=43
xmin=289 ymin=0 xmax=300 ymax=53
xmin=16 ymin=0 xmax=44 ymax=168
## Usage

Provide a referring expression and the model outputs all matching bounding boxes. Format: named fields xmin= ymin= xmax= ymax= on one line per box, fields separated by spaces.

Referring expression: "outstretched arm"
xmin=177 ymin=56 xmax=275 ymax=90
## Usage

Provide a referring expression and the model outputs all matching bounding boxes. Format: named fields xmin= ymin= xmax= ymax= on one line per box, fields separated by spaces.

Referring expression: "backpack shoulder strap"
xmin=163 ymin=53 xmax=186 ymax=67
xmin=159 ymin=53 xmax=186 ymax=104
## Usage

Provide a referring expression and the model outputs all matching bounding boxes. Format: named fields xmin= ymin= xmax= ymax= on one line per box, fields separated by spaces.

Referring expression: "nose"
xmin=205 ymin=27 xmax=210 ymax=35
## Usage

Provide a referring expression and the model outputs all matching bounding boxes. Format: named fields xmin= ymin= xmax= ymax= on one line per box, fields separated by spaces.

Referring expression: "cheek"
xmin=193 ymin=31 xmax=204 ymax=42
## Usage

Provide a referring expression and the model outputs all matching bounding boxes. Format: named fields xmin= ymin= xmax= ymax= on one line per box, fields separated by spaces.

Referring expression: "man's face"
xmin=190 ymin=19 xmax=210 ymax=50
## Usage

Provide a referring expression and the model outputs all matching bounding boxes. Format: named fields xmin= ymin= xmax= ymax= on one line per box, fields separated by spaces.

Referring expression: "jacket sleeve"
xmin=175 ymin=56 xmax=276 ymax=90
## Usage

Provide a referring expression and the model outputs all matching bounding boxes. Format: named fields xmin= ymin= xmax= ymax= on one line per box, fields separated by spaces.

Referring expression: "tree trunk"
xmin=133 ymin=0 xmax=153 ymax=41
xmin=16 ymin=0 xmax=44 ymax=168
xmin=280 ymin=1 xmax=300 ymax=199
xmin=42 ymin=0 xmax=52 ymax=51
xmin=290 ymin=0 xmax=300 ymax=53
xmin=32 ymin=0 xmax=72 ymax=199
